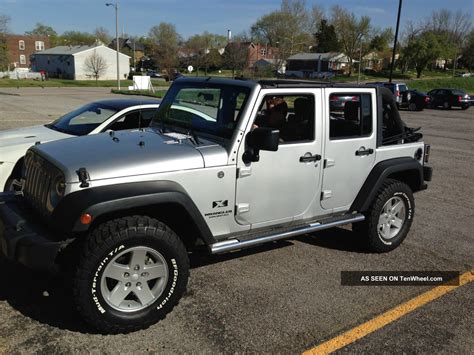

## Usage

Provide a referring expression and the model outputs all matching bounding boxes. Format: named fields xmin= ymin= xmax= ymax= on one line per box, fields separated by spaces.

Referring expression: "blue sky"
xmin=0 ymin=0 xmax=472 ymax=39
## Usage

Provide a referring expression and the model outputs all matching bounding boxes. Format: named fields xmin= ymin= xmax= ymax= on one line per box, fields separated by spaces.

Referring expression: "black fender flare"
xmin=51 ymin=180 xmax=215 ymax=245
xmin=350 ymin=157 xmax=424 ymax=212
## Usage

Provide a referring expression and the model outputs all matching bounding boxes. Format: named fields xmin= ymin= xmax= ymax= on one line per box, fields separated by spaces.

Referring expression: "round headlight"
xmin=47 ymin=173 xmax=66 ymax=211
xmin=54 ymin=176 xmax=66 ymax=198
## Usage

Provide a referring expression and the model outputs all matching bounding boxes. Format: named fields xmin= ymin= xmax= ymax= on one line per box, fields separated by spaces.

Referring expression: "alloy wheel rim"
xmin=377 ymin=196 xmax=406 ymax=240
xmin=100 ymin=246 xmax=169 ymax=312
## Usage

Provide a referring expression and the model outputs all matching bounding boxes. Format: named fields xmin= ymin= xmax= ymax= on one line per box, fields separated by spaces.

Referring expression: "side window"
xmin=254 ymin=94 xmax=315 ymax=143
xmin=19 ymin=55 xmax=26 ymax=65
xmin=19 ymin=40 xmax=25 ymax=50
xmin=329 ymin=93 xmax=372 ymax=139
xmin=107 ymin=109 xmax=155 ymax=131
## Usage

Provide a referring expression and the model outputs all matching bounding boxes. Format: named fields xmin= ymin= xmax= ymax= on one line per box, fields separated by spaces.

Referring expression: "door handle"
xmin=299 ymin=153 xmax=322 ymax=163
xmin=355 ymin=147 xmax=374 ymax=156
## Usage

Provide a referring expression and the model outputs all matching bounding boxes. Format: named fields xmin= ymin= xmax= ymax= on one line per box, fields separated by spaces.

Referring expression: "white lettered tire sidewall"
xmin=376 ymin=190 xmax=413 ymax=246
xmin=74 ymin=217 xmax=189 ymax=333
xmin=91 ymin=237 xmax=184 ymax=323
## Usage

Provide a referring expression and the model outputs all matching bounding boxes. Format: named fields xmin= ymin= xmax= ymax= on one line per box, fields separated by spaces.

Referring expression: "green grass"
xmin=406 ymin=77 xmax=474 ymax=93
xmin=0 ymin=78 xmax=170 ymax=88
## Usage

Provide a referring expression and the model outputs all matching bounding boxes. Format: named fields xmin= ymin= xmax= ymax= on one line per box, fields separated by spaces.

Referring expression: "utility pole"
xmin=106 ymin=1 xmax=120 ymax=90
xmin=389 ymin=0 xmax=402 ymax=83
xmin=358 ymin=38 xmax=363 ymax=85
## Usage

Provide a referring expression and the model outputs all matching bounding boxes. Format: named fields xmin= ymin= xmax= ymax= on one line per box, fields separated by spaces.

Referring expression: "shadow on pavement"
xmin=0 ymin=255 xmax=92 ymax=334
xmin=0 ymin=227 xmax=364 ymax=333
xmin=295 ymin=227 xmax=370 ymax=253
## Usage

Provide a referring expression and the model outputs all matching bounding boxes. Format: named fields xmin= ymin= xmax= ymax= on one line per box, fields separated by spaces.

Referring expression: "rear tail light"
xmin=458 ymin=95 xmax=462 ymax=102
xmin=424 ymin=96 xmax=430 ymax=103
xmin=395 ymin=90 xmax=400 ymax=97
xmin=424 ymin=144 xmax=431 ymax=164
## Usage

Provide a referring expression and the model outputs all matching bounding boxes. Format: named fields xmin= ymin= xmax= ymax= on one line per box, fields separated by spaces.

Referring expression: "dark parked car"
xmin=427 ymin=88 xmax=470 ymax=110
xmin=407 ymin=90 xmax=431 ymax=111
xmin=146 ymin=70 xmax=163 ymax=78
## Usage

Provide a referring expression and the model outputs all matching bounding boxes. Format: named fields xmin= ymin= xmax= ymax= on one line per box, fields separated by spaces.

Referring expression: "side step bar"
xmin=210 ymin=213 xmax=365 ymax=254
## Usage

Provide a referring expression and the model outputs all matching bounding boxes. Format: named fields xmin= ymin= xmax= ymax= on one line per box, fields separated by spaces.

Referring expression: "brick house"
xmin=245 ymin=42 xmax=279 ymax=69
xmin=5 ymin=34 xmax=50 ymax=69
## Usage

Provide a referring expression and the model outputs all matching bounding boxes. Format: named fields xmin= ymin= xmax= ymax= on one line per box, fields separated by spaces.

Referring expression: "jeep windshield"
xmin=151 ymin=82 xmax=250 ymax=141
xmin=46 ymin=102 xmax=118 ymax=136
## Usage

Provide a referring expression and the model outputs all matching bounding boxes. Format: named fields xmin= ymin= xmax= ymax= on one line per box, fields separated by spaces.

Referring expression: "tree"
xmin=309 ymin=5 xmax=325 ymax=34
xmin=223 ymin=40 xmax=248 ymax=77
xmin=251 ymin=9 xmax=311 ymax=70
xmin=313 ymin=19 xmax=341 ymax=52
xmin=459 ymin=30 xmax=474 ymax=71
xmin=330 ymin=6 xmax=371 ymax=75
xmin=369 ymin=28 xmax=393 ymax=52
xmin=84 ymin=51 xmax=108 ymax=84
xmin=426 ymin=9 xmax=472 ymax=73
xmin=0 ymin=14 xmax=10 ymax=70
xmin=93 ymin=27 xmax=111 ymax=45
xmin=185 ymin=32 xmax=213 ymax=75
xmin=148 ymin=23 xmax=181 ymax=77
xmin=25 ymin=22 xmax=58 ymax=46
xmin=402 ymin=31 xmax=443 ymax=78
xmin=60 ymin=31 xmax=96 ymax=46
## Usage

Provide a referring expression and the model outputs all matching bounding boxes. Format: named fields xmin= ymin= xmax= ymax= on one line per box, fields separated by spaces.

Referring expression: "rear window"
xmin=452 ymin=90 xmax=466 ymax=96
xmin=329 ymin=93 xmax=372 ymax=139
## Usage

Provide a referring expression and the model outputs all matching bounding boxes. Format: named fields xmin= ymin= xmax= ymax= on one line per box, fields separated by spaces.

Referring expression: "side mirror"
xmin=243 ymin=127 xmax=279 ymax=164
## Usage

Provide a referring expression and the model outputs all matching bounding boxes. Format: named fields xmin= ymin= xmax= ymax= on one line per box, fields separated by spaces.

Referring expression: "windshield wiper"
xmin=187 ymin=128 xmax=200 ymax=145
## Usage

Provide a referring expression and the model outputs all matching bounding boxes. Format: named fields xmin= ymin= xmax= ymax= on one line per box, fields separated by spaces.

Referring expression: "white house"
xmin=31 ymin=44 xmax=130 ymax=80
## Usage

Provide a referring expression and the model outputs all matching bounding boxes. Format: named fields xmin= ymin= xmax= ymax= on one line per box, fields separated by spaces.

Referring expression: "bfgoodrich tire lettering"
xmin=73 ymin=216 xmax=189 ymax=334
xmin=354 ymin=179 xmax=414 ymax=252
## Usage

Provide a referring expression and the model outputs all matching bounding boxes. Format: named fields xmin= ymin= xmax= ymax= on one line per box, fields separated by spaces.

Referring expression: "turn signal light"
xmin=80 ymin=213 xmax=92 ymax=225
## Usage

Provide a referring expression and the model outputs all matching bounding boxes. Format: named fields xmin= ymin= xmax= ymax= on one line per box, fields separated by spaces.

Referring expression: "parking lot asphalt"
xmin=0 ymin=88 xmax=473 ymax=353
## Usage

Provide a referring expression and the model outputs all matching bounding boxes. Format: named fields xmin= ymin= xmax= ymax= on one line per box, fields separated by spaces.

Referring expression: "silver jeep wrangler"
xmin=0 ymin=78 xmax=432 ymax=333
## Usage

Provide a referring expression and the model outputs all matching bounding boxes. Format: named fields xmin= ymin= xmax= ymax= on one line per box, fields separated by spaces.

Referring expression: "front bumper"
xmin=0 ymin=192 xmax=71 ymax=271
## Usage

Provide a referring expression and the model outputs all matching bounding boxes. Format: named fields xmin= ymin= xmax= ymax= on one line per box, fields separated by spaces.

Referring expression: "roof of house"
xmin=38 ymin=45 xmax=97 ymax=55
xmin=287 ymin=52 xmax=346 ymax=61
xmin=109 ymin=38 xmax=145 ymax=51
xmin=35 ymin=44 xmax=130 ymax=57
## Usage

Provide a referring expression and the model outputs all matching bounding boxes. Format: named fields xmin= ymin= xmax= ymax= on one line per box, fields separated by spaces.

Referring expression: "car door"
xmin=321 ymin=88 xmax=377 ymax=212
xmin=235 ymin=89 xmax=323 ymax=229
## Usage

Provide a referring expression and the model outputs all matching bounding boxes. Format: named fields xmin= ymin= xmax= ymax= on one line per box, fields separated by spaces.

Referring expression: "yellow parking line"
xmin=303 ymin=270 xmax=474 ymax=355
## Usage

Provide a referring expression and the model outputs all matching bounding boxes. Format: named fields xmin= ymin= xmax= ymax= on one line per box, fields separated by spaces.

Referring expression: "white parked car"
xmin=0 ymin=99 xmax=160 ymax=191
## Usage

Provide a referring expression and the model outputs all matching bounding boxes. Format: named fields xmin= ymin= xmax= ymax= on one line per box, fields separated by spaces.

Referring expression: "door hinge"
xmin=321 ymin=190 xmax=332 ymax=200
xmin=324 ymin=158 xmax=335 ymax=169
xmin=236 ymin=203 xmax=250 ymax=215
xmin=237 ymin=167 xmax=252 ymax=178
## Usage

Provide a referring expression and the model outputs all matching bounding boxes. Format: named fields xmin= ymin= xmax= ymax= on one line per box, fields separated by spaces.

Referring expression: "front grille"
xmin=23 ymin=151 xmax=59 ymax=217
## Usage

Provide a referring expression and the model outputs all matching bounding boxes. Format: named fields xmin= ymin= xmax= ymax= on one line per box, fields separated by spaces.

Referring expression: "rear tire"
xmin=443 ymin=101 xmax=451 ymax=109
xmin=353 ymin=179 xmax=414 ymax=252
xmin=73 ymin=216 xmax=189 ymax=334
xmin=408 ymin=102 xmax=417 ymax=111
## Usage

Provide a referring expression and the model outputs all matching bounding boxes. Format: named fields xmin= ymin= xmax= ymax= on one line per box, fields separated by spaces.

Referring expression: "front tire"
xmin=73 ymin=216 xmax=189 ymax=334
xmin=408 ymin=102 xmax=417 ymax=111
xmin=354 ymin=179 xmax=414 ymax=252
